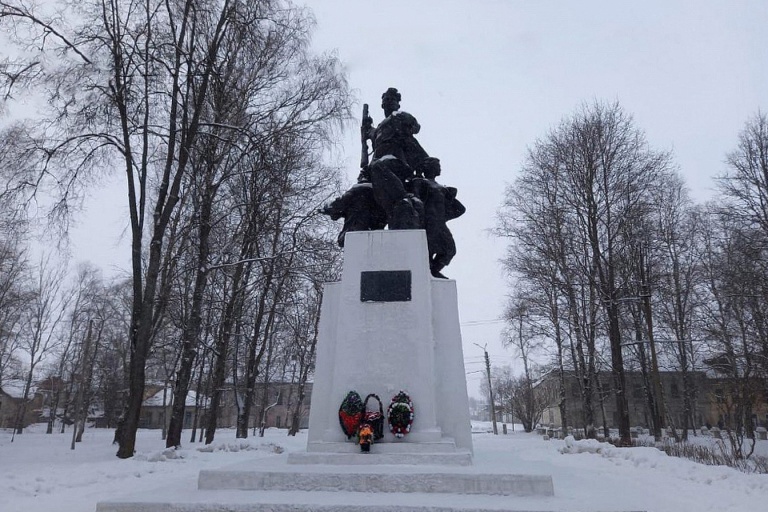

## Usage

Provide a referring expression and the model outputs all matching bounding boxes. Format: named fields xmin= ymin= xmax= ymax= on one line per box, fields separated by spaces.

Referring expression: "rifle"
xmin=360 ymin=103 xmax=371 ymax=168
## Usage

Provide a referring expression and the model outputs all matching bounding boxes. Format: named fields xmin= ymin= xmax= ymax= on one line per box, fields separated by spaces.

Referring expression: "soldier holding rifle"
xmin=361 ymin=87 xmax=428 ymax=229
xmin=320 ymin=88 xmax=464 ymax=277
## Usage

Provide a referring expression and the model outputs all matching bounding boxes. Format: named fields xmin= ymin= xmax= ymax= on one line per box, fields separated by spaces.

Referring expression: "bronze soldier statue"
xmin=363 ymin=88 xmax=427 ymax=229
xmin=318 ymin=171 xmax=386 ymax=247
xmin=412 ymin=157 xmax=465 ymax=278
xmin=320 ymin=88 xmax=465 ymax=277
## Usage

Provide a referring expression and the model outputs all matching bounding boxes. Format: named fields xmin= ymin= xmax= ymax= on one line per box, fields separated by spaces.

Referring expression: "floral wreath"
xmin=387 ymin=390 xmax=414 ymax=438
xmin=363 ymin=393 xmax=385 ymax=441
xmin=338 ymin=390 xmax=365 ymax=439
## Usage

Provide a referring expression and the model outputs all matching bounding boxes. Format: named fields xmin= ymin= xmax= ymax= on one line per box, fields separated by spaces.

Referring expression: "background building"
xmin=537 ymin=371 xmax=768 ymax=431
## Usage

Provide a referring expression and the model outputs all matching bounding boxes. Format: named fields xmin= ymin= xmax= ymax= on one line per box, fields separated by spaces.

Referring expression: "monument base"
xmin=95 ymin=232 xmax=645 ymax=512
xmin=306 ymin=230 xmax=473 ymax=456
xmin=286 ymin=451 xmax=473 ymax=465
xmin=97 ymin=452 xmax=557 ymax=512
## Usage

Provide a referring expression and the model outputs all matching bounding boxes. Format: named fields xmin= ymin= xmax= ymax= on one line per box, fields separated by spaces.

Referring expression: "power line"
xmin=460 ymin=319 xmax=505 ymax=327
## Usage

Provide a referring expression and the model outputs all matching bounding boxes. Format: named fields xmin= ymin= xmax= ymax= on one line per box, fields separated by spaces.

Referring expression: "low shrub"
xmin=631 ymin=437 xmax=768 ymax=474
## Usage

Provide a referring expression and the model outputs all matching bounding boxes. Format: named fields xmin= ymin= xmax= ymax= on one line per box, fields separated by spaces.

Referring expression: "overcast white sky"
xmin=70 ymin=0 xmax=768 ymax=398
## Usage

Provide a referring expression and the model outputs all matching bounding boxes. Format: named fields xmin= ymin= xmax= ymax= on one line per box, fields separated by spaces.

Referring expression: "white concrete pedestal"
xmin=305 ymin=230 xmax=472 ymax=455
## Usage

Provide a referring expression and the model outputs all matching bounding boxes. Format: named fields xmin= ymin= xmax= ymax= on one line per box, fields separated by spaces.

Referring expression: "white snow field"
xmin=1 ymin=423 xmax=767 ymax=512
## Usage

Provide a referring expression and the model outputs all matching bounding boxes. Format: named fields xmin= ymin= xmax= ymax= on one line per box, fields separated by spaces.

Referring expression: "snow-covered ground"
xmin=1 ymin=422 xmax=767 ymax=512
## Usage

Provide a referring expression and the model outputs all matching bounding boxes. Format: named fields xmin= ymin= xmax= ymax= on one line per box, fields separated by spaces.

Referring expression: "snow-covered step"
xmin=305 ymin=438 xmax=459 ymax=453
xmin=96 ymin=489 xmax=644 ymax=512
xmin=287 ymin=451 xmax=473 ymax=465
xmin=198 ymin=469 xmax=554 ymax=496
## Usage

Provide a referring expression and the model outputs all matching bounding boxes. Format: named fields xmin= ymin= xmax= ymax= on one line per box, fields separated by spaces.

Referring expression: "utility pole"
xmin=639 ymin=247 xmax=666 ymax=441
xmin=475 ymin=343 xmax=498 ymax=435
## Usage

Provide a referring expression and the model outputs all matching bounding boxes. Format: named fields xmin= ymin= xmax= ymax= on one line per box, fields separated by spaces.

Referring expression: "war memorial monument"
xmin=96 ymin=89 xmax=558 ymax=512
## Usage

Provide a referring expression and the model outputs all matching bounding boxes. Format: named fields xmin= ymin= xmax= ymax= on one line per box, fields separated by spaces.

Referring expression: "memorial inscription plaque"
xmin=360 ymin=270 xmax=412 ymax=302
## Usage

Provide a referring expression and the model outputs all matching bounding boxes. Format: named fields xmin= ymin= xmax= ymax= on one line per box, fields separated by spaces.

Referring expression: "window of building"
xmin=571 ymin=384 xmax=580 ymax=398
xmin=670 ymin=380 xmax=680 ymax=399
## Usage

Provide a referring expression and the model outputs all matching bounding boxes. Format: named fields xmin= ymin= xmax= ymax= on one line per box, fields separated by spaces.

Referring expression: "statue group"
xmin=320 ymin=88 xmax=465 ymax=279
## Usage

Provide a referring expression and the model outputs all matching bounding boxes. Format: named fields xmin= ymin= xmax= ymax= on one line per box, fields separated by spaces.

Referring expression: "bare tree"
xmin=490 ymin=365 xmax=555 ymax=432
xmin=94 ymin=280 xmax=132 ymax=430
xmin=13 ymin=255 xmax=70 ymax=436
xmin=44 ymin=264 xmax=104 ymax=434
xmin=651 ymin=175 xmax=703 ymax=439
xmin=164 ymin=1 xmax=348 ymax=448
xmin=496 ymin=101 xmax=673 ymax=445
xmin=502 ymin=293 xmax=542 ymax=432
xmin=719 ymin=111 xmax=768 ymax=237
xmin=0 ymin=238 xmax=27 ymax=386
xmin=0 ymin=0 xmax=228 ymax=456
xmin=615 ymin=205 xmax=668 ymax=440
xmin=717 ymin=111 xmax=768 ymax=383
xmin=496 ymin=132 xmax=603 ymax=437
xmin=698 ymin=207 xmax=762 ymax=457
xmin=0 ymin=0 xmax=349 ymax=457
xmin=286 ymin=236 xmax=341 ymax=436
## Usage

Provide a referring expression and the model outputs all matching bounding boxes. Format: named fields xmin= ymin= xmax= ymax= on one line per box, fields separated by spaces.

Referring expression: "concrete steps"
xmin=96 ymin=450 xmax=564 ymax=512
xmin=289 ymin=438 xmax=471 ymax=465
xmin=97 ymin=489 xmax=637 ymax=512
xmin=94 ymin=453 xmax=646 ymax=512
xmin=94 ymin=437 xmax=642 ymax=512
xmin=304 ymin=439 xmax=459 ymax=453
xmin=287 ymin=451 xmax=473 ymax=465
xmin=198 ymin=468 xmax=553 ymax=496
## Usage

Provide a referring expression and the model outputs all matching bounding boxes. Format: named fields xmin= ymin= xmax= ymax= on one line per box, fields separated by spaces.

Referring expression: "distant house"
xmin=36 ymin=376 xmax=71 ymax=425
xmin=262 ymin=382 xmax=312 ymax=430
xmin=538 ymin=371 xmax=715 ymax=430
xmin=139 ymin=385 xmax=208 ymax=430
xmin=0 ymin=379 xmax=43 ymax=429
xmin=217 ymin=381 xmax=312 ymax=430
xmin=702 ymin=377 xmax=768 ymax=431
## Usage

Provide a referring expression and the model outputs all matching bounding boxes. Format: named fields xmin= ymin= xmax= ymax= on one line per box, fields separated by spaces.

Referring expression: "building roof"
xmin=142 ymin=388 xmax=206 ymax=408
xmin=0 ymin=379 xmax=35 ymax=399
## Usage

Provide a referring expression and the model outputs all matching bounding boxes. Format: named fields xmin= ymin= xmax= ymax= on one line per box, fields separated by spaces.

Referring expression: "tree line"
xmin=495 ymin=101 xmax=768 ymax=452
xmin=0 ymin=0 xmax=348 ymax=458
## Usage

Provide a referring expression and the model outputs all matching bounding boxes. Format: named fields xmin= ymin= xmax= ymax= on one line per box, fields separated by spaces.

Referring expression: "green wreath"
xmin=387 ymin=391 xmax=414 ymax=438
